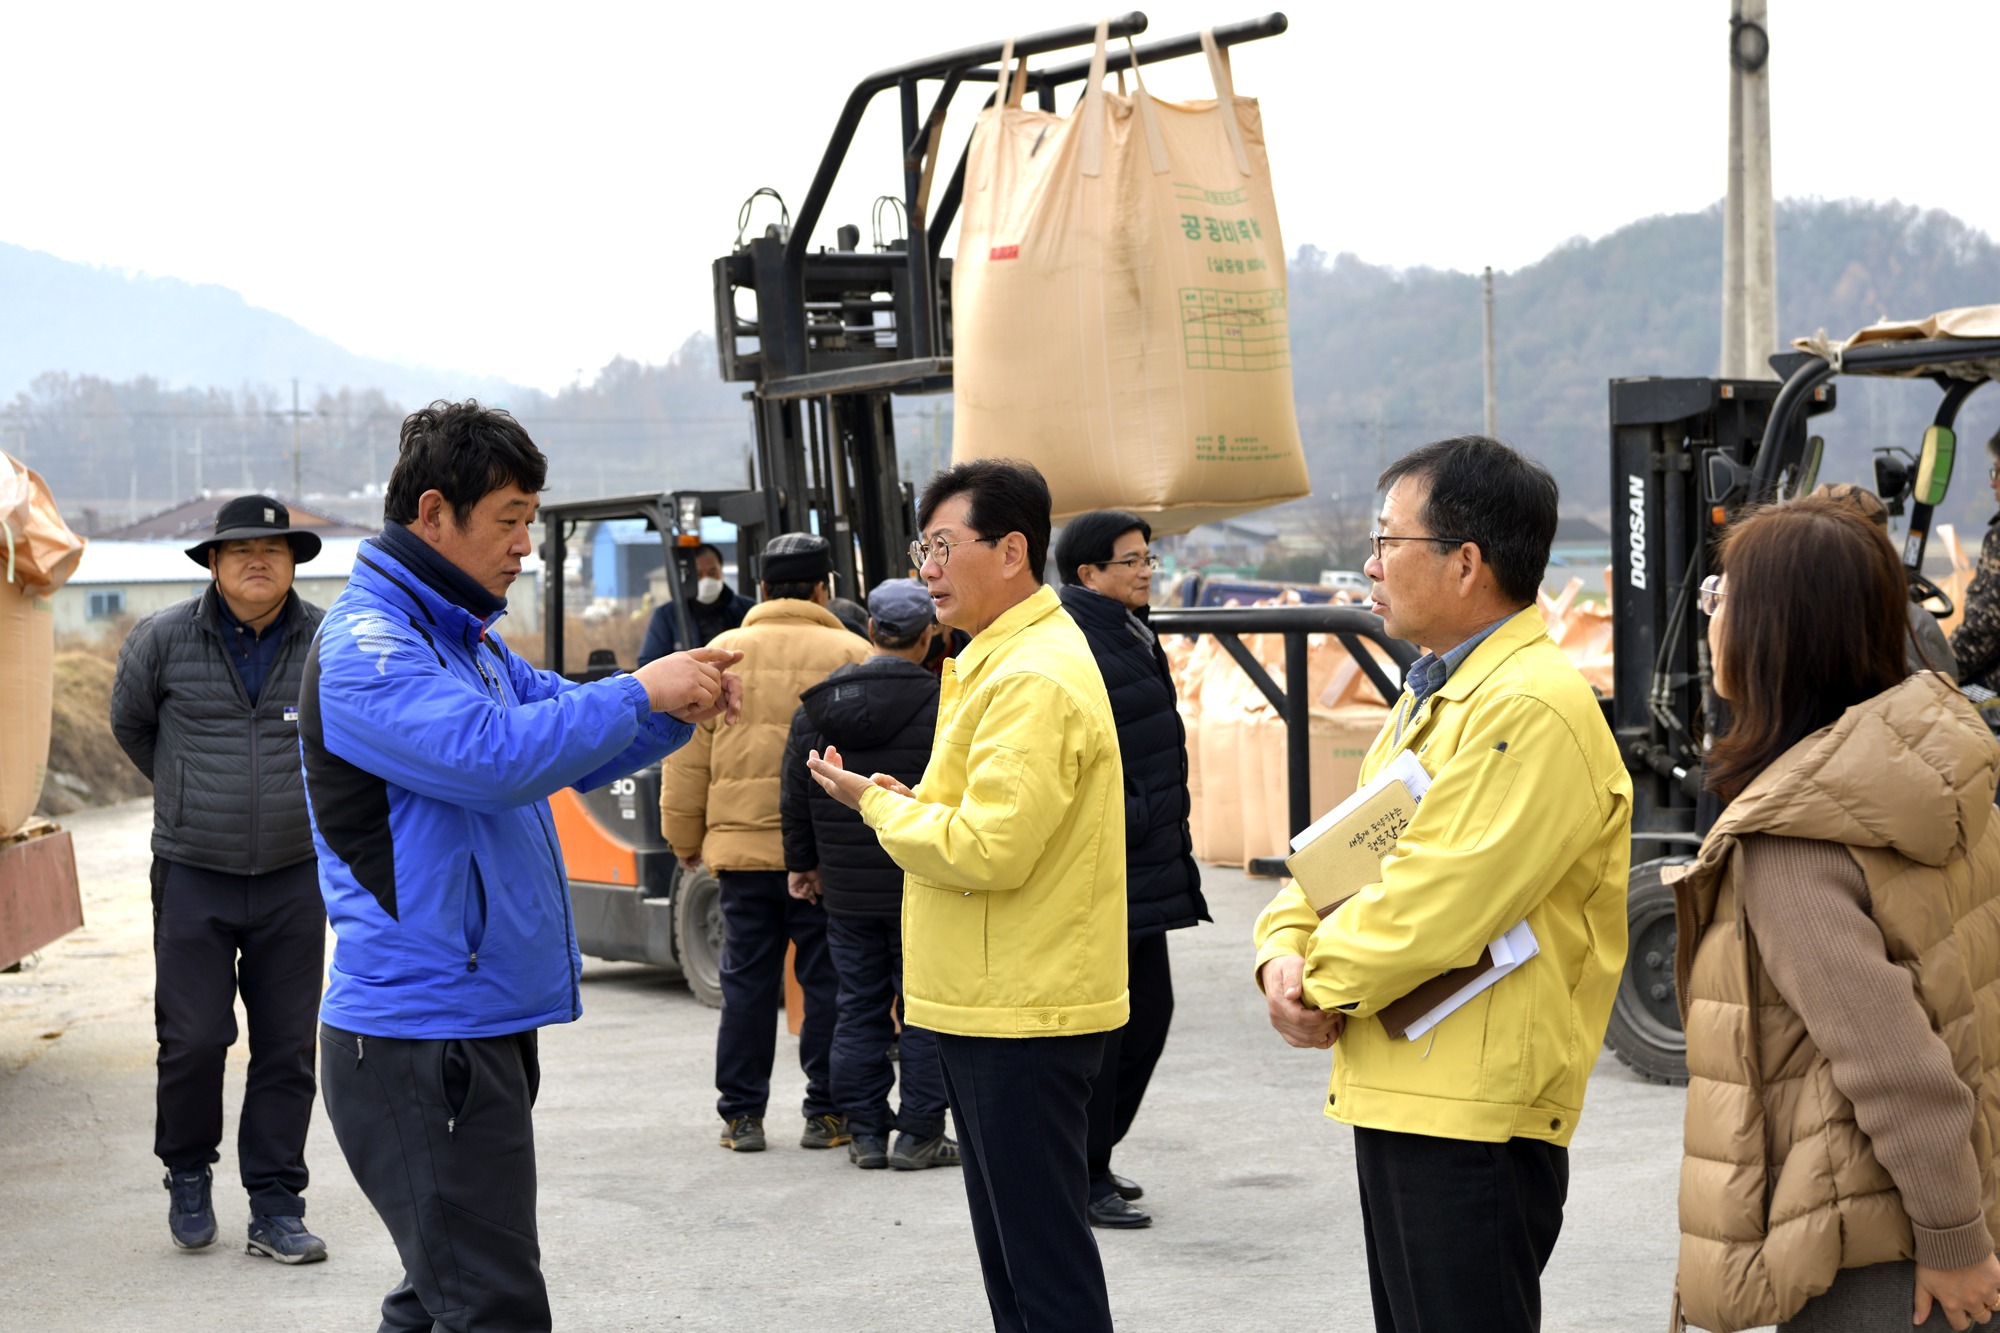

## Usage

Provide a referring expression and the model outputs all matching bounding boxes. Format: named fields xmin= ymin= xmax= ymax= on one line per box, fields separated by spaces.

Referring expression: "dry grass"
xmin=34 ymin=652 xmax=152 ymax=818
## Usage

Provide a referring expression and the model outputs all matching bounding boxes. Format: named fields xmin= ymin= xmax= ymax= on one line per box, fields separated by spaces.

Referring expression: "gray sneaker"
xmin=848 ymin=1132 xmax=890 ymax=1169
xmin=889 ymin=1131 xmax=961 ymax=1170
xmin=246 ymin=1214 xmax=327 ymax=1264
xmin=720 ymin=1116 xmax=766 ymax=1152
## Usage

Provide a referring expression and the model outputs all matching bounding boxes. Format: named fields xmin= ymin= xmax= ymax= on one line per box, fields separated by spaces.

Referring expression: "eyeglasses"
xmin=1989 ymin=462 xmax=1999 ymax=481
xmin=1368 ymin=531 xmax=1470 ymax=562
xmin=1698 ymin=574 xmax=1726 ymax=616
xmin=1095 ymin=553 xmax=1161 ymax=571
xmin=909 ymin=535 xmax=999 ymax=569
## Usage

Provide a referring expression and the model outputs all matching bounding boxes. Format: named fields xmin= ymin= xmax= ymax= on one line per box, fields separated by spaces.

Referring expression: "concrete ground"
xmin=0 ymin=798 xmax=1712 ymax=1331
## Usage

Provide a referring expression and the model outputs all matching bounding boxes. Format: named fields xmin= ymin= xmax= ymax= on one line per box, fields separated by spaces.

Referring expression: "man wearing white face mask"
xmin=640 ymin=543 xmax=757 ymax=663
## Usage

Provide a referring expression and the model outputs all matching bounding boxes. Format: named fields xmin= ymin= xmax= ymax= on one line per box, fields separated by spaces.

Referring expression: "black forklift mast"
xmin=1607 ymin=365 xmax=1836 ymax=846
xmin=709 ymin=13 xmax=1290 ymax=609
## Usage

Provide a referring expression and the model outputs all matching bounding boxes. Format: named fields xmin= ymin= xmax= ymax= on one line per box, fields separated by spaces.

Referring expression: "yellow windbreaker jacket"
xmin=1253 ymin=606 xmax=1632 ymax=1147
xmin=860 ymin=585 xmax=1128 ymax=1038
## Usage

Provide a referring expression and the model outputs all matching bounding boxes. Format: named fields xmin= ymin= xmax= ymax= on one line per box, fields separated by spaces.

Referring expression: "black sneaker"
xmin=164 ymin=1167 xmax=216 ymax=1249
xmin=800 ymin=1113 xmax=851 ymax=1149
xmin=720 ymin=1116 xmax=766 ymax=1152
xmin=848 ymin=1132 xmax=890 ymax=1169
xmin=1109 ymin=1172 xmax=1144 ymax=1201
xmin=889 ymin=1131 xmax=961 ymax=1170
xmin=246 ymin=1214 xmax=327 ymax=1265
xmin=1088 ymin=1194 xmax=1153 ymax=1229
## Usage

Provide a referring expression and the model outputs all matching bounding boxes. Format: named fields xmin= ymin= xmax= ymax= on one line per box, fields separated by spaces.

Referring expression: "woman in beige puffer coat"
xmin=1672 ymin=497 xmax=2000 ymax=1332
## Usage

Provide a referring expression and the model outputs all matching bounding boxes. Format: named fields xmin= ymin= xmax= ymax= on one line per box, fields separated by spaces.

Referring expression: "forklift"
xmin=1602 ymin=330 xmax=2000 ymax=1082
xmin=539 ymin=13 xmax=1292 ymax=1001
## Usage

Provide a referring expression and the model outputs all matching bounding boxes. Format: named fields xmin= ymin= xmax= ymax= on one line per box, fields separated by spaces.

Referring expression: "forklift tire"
xmin=1604 ymin=856 xmax=1691 ymax=1087
xmin=673 ymin=866 xmax=725 ymax=1009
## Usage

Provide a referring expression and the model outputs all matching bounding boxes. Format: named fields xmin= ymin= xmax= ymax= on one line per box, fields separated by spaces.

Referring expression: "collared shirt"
xmin=1395 ymin=616 xmax=1507 ymax=741
xmin=215 ymin=591 xmax=289 ymax=707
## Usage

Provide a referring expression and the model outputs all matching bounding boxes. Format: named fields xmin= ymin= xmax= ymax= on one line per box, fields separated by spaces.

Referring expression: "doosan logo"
xmin=989 ymin=244 xmax=1020 ymax=260
xmin=1627 ymin=474 xmax=1647 ymax=590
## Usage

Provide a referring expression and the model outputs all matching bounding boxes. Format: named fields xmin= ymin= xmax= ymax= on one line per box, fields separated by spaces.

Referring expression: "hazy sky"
xmin=4 ymin=1 xmax=1995 ymax=392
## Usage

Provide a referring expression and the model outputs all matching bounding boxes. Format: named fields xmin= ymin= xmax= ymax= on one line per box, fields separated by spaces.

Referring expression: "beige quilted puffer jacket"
xmin=1670 ymin=673 xmax=2000 ymax=1331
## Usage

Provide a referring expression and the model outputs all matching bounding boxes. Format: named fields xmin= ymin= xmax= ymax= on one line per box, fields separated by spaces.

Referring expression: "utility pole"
xmin=1481 ymin=266 xmax=1498 ymax=437
xmin=171 ymin=429 xmax=179 ymax=501
xmin=269 ymin=379 xmax=311 ymax=499
xmin=194 ymin=427 xmax=204 ymax=495
xmin=1721 ymin=0 xmax=1776 ymax=378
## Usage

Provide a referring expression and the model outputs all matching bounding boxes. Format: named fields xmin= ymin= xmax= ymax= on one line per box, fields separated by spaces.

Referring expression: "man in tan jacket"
xmin=661 ymin=532 xmax=871 ymax=1152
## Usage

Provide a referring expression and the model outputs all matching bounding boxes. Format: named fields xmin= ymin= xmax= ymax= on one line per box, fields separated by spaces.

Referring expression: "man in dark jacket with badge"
xmin=779 ymin=578 xmax=957 ymax=1172
xmin=1055 ymin=511 xmax=1209 ymax=1229
xmin=111 ymin=494 xmax=331 ymax=1262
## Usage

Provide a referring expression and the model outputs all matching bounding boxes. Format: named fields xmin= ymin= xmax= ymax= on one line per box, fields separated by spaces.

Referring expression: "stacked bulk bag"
xmin=952 ymin=23 xmax=1309 ymax=534
xmin=0 ymin=453 xmax=86 ymax=834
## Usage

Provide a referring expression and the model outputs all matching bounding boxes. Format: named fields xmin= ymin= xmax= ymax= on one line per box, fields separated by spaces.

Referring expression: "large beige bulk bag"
xmin=0 ymin=453 xmax=82 ymax=836
xmin=0 ymin=579 xmax=55 ymax=836
xmin=952 ymin=24 xmax=1309 ymax=534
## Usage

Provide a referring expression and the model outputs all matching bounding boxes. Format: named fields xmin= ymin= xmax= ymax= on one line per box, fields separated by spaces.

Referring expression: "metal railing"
xmin=1150 ymin=604 xmax=1418 ymax=872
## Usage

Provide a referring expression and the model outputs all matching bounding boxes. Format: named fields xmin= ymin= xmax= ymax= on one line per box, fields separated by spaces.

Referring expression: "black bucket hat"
xmin=183 ymin=494 xmax=323 ymax=568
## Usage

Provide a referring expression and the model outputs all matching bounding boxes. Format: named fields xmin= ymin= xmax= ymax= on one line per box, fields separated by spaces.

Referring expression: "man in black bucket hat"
xmin=111 ymin=493 xmax=332 ymax=1263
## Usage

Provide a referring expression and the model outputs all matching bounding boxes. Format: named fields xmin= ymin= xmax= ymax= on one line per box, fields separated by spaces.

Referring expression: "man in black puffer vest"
xmin=110 ymin=495 xmax=331 ymax=1264
xmin=1055 ymin=511 xmax=1210 ymax=1229
xmin=780 ymin=579 xmax=957 ymax=1172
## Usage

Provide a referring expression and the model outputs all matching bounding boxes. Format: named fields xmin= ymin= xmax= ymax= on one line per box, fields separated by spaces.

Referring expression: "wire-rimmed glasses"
xmin=1095 ymin=553 xmax=1161 ymax=571
xmin=1698 ymin=574 xmax=1725 ymax=616
xmin=1367 ymin=531 xmax=1470 ymax=562
xmin=909 ymin=535 xmax=999 ymax=569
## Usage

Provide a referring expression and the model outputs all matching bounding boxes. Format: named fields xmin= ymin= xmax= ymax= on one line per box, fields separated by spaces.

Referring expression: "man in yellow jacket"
xmin=809 ymin=459 xmax=1126 ymax=1333
xmin=661 ymin=532 xmax=870 ymax=1154
xmin=1253 ymin=436 xmax=1631 ymax=1333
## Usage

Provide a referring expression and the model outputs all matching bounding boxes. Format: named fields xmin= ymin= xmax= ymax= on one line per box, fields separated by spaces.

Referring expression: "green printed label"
xmin=1174 ymin=182 xmax=1250 ymax=206
xmin=1180 ymin=287 xmax=1290 ymax=372
xmin=1193 ymin=431 xmax=1292 ymax=463
xmin=1179 ymin=213 xmax=1265 ymax=245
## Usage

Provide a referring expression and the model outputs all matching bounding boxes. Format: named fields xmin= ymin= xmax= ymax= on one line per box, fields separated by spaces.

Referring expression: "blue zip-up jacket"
xmin=300 ymin=545 xmax=692 ymax=1038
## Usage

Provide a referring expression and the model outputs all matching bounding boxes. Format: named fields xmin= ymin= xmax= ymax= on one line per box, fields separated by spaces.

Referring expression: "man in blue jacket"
xmin=304 ymin=401 xmax=741 ymax=1332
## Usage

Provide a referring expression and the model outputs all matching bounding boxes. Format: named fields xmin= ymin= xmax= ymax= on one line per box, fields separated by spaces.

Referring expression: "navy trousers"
xmin=1352 ymin=1125 xmax=1569 ymax=1333
xmin=320 ymin=1024 xmax=549 ymax=1332
xmin=1084 ymin=931 xmax=1175 ymax=1198
xmin=824 ymin=912 xmax=946 ymax=1138
xmin=714 ymin=870 xmax=839 ymax=1121
xmin=937 ymin=1031 xmax=1112 ymax=1333
xmin=151 ymin=856 xmax=324 ymax=1217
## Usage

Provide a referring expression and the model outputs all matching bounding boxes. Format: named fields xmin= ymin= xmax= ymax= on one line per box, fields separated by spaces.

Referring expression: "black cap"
xmin=761 ymin=531 xmax=833 ymax=583
xmin=183 ymin=495 xmax=323 ymax=568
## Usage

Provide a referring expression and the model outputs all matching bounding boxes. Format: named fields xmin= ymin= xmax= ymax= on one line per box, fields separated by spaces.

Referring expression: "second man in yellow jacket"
xmin=808 ymin=460 xmax=1126 ymax=1333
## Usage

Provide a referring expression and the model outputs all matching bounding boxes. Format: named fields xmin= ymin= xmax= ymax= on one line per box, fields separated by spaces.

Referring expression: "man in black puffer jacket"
xmin=780 ymin=579 xmax=957 ymax=1172
xmin=110 ymin=495 xmax=331 ymax=1264
xmin=1055 ymin=511 xmax=1210 ymax=1229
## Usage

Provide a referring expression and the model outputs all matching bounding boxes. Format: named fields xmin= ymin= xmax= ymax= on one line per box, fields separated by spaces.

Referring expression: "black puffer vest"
xmin=779 ymin=656 xmax=939 ymax=919
xmin=1058 ymin=585 xmax=1209 ymax=937
xmin=110 ymin=585 xmax=323 ymax=874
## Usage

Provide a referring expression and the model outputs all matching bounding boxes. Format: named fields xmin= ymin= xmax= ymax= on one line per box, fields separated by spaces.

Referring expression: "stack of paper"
xmin=1283 ymin=746 xmax=1539 ymax=1042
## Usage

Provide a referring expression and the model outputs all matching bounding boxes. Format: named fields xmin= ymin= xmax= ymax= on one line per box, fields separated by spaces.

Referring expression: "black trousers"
xmin=151 ymin=856 xmax=324 ymax=1217
xmin=936 ymin=1031 xmax=1112 ymax=1333
xmin=320 ymin=1023 xmax=550 ymax=1333
xmin=715 ymin=870 xmax=839 ymax=1121
xmin=1352 ymin=1126 xmax=1570 ymax=1333
xmin=824 ymin=913 xmax=947 ymax=1138
xmin=1084 ymin=931 xmax=1174 ymax=1196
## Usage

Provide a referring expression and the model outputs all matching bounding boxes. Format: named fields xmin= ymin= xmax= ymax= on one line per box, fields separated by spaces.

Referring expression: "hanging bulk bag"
xmin=951 ymin=21 xmax=1310 ymax=533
